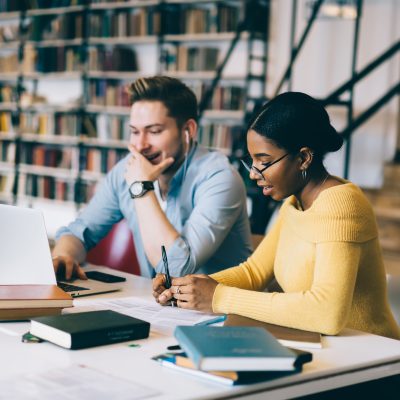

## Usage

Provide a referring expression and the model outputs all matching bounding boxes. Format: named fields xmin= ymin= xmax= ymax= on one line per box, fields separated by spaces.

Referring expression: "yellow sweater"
xmin=211 ymin=181 xmax=400 ymax=339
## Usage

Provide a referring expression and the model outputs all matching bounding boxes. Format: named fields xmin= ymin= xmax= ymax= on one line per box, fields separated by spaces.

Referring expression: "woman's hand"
xmin=152 ymin=273 xmax=169 ymax=302
xmin=159 ymin=274 xmax=219 ymax=313
xmin=152 ymin=273 xmax=178 ymax=306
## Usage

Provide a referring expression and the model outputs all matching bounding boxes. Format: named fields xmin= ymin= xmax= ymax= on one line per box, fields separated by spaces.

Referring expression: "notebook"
xmin=0 ymin=204 xmax=123 ymax=297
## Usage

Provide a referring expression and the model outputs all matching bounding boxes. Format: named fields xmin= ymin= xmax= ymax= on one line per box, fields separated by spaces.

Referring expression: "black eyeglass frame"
xmin=240 ymin=153 xmax=289 ymax=180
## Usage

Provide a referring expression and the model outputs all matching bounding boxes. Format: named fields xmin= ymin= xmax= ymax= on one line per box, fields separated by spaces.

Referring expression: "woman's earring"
xmin=302 ymin=169 xmax=307 ymax=181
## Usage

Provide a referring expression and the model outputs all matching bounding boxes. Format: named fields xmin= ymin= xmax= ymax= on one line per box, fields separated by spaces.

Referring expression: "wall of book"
xmin=0 ymin=0 xmax=270 ymax=234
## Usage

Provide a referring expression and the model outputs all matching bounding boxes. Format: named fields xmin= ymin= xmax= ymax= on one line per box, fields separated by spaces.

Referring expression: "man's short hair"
xmin=129 ymin=76 xmax=198 ymax=127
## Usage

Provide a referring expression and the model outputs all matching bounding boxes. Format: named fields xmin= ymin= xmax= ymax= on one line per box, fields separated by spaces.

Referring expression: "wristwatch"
xmin=129 ymin=181 xmax=154 ymax=199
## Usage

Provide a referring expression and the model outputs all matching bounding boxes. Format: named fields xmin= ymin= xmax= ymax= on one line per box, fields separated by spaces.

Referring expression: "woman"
xmin=153 ymin=92 xmax=400 ymax=339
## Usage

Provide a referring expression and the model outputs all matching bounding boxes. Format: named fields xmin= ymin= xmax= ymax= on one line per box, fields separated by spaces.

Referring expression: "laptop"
xmin=0 ymin=204 xmax=123 ymax=297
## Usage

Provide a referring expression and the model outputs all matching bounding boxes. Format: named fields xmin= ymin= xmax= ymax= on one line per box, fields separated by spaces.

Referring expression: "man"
xmin=53 ymin=76 xmax=252 ymax=279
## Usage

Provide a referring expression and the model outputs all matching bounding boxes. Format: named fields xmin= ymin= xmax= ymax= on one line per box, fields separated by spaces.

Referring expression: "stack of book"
xmin=0 ymin=285 xmax=73 ymax=321
xmin=153 ymin=325 xmax=313 ymax=385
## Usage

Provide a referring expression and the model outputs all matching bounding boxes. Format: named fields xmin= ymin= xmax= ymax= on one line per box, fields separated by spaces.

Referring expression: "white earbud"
xmin=185 ymin=129 xmax=190 ymax=144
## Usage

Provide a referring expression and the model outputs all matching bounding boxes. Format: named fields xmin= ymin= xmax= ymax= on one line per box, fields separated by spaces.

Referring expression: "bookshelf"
xmin=0 ymin=0 xmax=270 ymax=233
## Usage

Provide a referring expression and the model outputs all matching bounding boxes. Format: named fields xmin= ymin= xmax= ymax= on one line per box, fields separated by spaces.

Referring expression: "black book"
xmin=30 ymin=310 xmax=150 ymax=350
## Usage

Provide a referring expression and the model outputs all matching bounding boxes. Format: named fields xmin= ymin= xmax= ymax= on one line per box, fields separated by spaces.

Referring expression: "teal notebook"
xmin=174 ymin=326 xmax=297 ymax=371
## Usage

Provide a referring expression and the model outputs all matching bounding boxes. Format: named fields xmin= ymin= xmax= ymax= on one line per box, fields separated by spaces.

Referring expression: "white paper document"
xmin=70 ymin=296 xmax=218 ymax=335
xmin=0 ymin=364 xmax=159 ymax=400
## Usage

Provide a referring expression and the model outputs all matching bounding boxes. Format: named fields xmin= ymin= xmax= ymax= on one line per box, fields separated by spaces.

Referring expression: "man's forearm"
xmin=133 ymin=192 xmax=179 ymax=267
xmin=52 ymin=235 xmax=87 ymax=264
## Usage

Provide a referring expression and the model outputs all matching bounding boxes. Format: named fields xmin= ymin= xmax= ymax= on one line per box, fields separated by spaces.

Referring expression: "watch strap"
xmin=141 ymin=181 xmax=154 ymax=191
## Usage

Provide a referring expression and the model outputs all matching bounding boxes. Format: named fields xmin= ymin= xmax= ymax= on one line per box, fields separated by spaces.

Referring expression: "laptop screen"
xmin=0 ymin=205 xmax=56 ymax=285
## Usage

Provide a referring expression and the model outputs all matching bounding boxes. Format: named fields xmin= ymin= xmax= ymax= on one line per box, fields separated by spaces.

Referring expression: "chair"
xmin=86 ymin=219 xmax=140 ymax=275
xmin=387 ymin=274 xmax=400 ymax=326
xmin=251 ymin=234 xmax=265 ymax=250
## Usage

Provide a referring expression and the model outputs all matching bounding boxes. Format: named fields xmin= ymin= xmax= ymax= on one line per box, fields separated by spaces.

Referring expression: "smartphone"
xmin=85 ymin=271 xmax=127 ymax=283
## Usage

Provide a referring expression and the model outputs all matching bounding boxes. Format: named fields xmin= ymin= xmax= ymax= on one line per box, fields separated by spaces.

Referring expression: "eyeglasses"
xmin=240 ymin=153 xmax=289 ymax=180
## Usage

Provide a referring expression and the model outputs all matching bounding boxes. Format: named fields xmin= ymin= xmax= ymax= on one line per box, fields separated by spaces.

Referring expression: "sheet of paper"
xmin=70 ymin=296 xmax=217 ymax=335
xmin=0 ymin=364 xmax=159 ymax=400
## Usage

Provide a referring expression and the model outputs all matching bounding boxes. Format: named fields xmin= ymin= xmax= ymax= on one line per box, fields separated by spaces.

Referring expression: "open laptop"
xmin=0 ymin=204 xmax=123 ymax=297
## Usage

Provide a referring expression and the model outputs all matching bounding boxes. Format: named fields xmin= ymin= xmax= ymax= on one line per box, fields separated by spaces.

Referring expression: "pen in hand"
xmin=161 ymin=245 xmax=175 ymax=307
xmin=161 ymin=245 xmax=171 ymax=289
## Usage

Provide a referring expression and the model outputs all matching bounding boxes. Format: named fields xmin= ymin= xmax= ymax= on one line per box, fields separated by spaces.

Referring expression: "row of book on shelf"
xmin=0 ymin=172 xmax=98 ymax=203
xmin=18 ymin=147 xmax=126 ymax=174
xmin=1 ymin=80 xmax=245 ymax=111
xmin=1 ymin=45 xmax=223 ymax=75
xmin=1 ymin=109 xmax=244 ymax=144
xmin=0 ymin=3 xmax=241 ymax=43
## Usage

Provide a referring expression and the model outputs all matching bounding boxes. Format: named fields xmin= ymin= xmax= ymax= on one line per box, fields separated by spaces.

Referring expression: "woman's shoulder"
xmin=283 ymin=179 xmax=378 ymax=243
xmin=314 ymin=178 xmax=373 ymax=216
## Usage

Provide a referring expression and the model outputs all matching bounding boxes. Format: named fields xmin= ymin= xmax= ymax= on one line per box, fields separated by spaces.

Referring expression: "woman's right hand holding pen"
xmin=153 ymin=274 xmax=218 ymax=313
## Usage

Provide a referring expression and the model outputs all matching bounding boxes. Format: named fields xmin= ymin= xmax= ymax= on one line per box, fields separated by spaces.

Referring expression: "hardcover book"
xmin=0 ymin=285 xmax=73 ymax=309
xmin=225 ymin=314 xmax=322 ymax=349
xmin=0 ymin=307 xmax=62 ymax=321
xmin=30 ymin=310 xmax=150 ymax=349
xmin=174 ymin=326 xmax=297 ymax=371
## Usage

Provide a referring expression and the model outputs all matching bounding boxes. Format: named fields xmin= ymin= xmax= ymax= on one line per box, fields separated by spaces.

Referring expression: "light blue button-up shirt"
xmin=56 ymin=143 xmax=253 ymax=278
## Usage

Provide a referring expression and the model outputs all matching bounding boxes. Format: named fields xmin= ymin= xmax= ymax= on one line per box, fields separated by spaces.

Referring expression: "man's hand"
xmin=124 ymin=144 xmax=174 ymax=184
xmin=52 ymin=255 xmax=87 ymax=281
xmin=158 ymin=274 xmax=219 ymax=313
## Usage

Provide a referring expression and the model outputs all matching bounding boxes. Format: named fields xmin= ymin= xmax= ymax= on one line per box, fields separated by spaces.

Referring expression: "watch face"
xmin=129 ymin=182 xmax=143 ymax=196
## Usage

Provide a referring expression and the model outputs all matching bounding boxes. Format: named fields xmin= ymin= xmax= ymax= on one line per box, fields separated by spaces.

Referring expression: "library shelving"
xmin=0 ymin=0 xmax=271 ymax=232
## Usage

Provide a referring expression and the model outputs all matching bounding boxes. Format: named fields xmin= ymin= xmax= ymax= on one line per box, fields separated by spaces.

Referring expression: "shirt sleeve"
xmin=212 ymin=241 xmax=362 ymax=335
xmin=156 ymin=168 xmax=248 ymax=276
xmin=55 ymin=166 xmax=123 ymax=251
xmin=210 ymin=213 xmax=283 ymax=290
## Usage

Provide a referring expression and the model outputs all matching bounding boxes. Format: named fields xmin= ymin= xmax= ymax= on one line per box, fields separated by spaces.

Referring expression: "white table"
xmin=1 ymin=266 xmax=399 ymax=400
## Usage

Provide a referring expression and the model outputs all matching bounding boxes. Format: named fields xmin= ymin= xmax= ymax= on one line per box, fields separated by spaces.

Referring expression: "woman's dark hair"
xmin=248 ymin=92 xmax=343 ymax=157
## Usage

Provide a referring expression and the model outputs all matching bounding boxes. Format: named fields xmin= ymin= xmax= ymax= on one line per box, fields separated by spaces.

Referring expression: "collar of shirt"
xmin=168 ymin=141 xmax=198 ymax=194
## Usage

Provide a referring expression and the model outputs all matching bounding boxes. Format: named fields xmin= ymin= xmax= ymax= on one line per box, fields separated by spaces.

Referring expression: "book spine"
xmin=174 ymin=327 xmax=202 ymax=369
xmin=70 ymin=323 xmax=150 ymax=350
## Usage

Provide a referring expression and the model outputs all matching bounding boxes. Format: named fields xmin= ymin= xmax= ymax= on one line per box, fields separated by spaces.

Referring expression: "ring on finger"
xmin=176 ymin=286 xmax=181 ymax=295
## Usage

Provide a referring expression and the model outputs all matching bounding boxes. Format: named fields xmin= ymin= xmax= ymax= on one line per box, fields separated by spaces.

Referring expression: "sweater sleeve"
xmin=212 ymin=241 xmax=362 ymax=335
xmin=210 ymin=213 xmax=282 ymax=291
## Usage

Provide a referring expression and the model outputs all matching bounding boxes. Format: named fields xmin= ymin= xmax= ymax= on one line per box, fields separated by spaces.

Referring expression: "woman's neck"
xmin=296 ymin=168 xmax=330 ymax=211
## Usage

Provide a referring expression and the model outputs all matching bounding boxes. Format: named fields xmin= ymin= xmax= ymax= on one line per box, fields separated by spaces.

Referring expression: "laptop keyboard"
xmin=57 ymin=282 xmax=90 ymax=292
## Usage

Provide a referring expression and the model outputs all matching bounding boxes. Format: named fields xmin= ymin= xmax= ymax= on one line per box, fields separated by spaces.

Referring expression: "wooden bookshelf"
xmin=0 ymin=0 xmax=270 ymax=223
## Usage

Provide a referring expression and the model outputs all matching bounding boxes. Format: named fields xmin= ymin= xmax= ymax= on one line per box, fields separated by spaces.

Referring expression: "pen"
xmin=195 ymin=315 xmax=227 ymax=326
xmin=161 ymin=245 xmax=172 ymax=289
xmin=161 ymin=246 xmax=176 ymax=307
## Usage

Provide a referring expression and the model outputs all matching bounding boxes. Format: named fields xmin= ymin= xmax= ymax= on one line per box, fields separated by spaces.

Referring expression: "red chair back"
xmin=86 ymin=220 xmax=140 ymax=275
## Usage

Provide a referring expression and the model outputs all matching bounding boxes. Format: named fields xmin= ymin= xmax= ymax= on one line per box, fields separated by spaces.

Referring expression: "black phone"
xmin=85 ymin=271 xmax=127 ymax=283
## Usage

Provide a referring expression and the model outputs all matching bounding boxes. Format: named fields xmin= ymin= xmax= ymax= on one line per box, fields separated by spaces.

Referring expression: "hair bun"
xmin=249 ymin=92 xmax=343 ymax=157
xmin=324 ymin=125 xmax=343 ymax=152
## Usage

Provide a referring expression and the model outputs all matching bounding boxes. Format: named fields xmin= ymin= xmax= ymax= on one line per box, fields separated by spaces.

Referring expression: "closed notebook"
xmin=0 ymin=307 xmax=62 ymax=321
xmin=174 ymin=326 xmax=297 ymax=371
xmin=30 ymin=310 xmax=150 ymax=349
xmin=0 ymin=285 xmax=73 ymax=309
xmin=225 ymin=314 xmax=322 ymax=349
